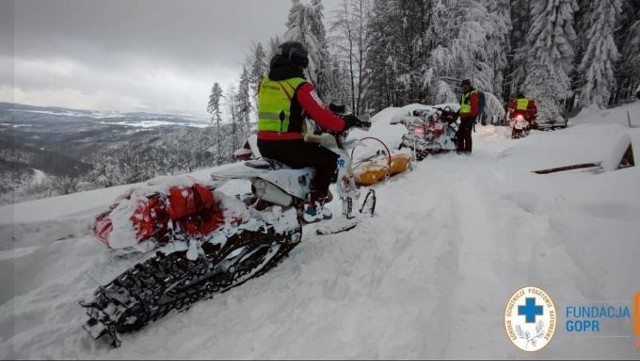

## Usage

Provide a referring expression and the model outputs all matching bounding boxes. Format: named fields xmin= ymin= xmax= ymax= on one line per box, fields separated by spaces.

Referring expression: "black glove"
xmin=341 ymin=113 xmax=360 ymax=131
xmin=329 ymin=103 xmax=346 ymax=114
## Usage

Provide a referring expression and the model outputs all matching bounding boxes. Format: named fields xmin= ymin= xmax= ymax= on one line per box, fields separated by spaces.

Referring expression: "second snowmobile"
xmin=395 ymin=106 xmax=459 ymax=160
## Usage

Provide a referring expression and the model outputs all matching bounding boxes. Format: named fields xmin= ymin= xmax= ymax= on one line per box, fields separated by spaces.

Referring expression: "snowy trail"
xmin=430 ymin=150 xmax=563 ymax=358
xmin=2 ymin=151 xmax=477 ymax=359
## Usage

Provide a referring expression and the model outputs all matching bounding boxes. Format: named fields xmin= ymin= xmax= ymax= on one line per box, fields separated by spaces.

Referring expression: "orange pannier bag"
xmin=354 ymin=161 xmax=389 ymax=186
xmin=389 ymin=153 xmax=411 ymax=175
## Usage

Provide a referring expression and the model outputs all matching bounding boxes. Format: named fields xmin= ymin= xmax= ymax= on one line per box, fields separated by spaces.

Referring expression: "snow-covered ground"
xmin=1 ymin=102 xmax=639 ymax=359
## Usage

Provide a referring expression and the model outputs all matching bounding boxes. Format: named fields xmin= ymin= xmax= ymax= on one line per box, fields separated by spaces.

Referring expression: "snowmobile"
xmin=509 ymin=112 xmax=531 ymax=139
xmin=396 ymin=106 xmax=459 ymax=160
xmin=79 ymin=115 xmax=375 ymax=347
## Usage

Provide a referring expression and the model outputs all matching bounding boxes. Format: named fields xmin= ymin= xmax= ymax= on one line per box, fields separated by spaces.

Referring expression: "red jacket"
xmin=257 ymin=82 xmax=345 ymax=141
xmin=460 ymin=90 xmax=480 ymax=119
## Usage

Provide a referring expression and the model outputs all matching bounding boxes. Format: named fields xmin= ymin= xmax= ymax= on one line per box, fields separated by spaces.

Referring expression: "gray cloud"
xmin=1 ymin=0 xmax=341 ymax=114
xmin=9 ymin=0 xmax=294 ymax=69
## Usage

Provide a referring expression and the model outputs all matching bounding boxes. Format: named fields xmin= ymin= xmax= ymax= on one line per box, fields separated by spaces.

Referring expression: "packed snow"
xmin=1 ymin=102 xmax=639 ymax=359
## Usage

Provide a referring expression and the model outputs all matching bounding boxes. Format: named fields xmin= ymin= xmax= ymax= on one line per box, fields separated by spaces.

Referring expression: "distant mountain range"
xmin=0 ymin=102 xmax=220 ymax=202
xmin=0 ymin=102 xmax=212 ymax=128
xmin=0 ymin=102 xmax=215 ymax=170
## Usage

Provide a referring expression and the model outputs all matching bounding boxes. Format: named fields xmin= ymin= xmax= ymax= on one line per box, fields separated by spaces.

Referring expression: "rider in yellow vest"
xmin=508 ymin=92 xmax=538 ymax=126
xmin=457 ymin=79 xmax=479 ymax=154
xmin=257 ymin=41 xmax=358 ymax=222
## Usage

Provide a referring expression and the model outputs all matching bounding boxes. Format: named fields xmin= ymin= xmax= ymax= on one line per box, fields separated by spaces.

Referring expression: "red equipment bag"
xmin=93 ymin=181 xmax=228 ymax=251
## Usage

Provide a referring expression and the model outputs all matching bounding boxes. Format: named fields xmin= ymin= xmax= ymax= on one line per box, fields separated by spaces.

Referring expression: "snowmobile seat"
xmin=245 ymin=158 xmax=288 ymax=170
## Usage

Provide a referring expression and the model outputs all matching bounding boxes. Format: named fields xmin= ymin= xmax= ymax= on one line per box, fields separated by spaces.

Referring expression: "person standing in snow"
xmin=457 ymin=79 xmax=479 ymax=154
xmin=256 ymin=40 xmax=358 ymax=223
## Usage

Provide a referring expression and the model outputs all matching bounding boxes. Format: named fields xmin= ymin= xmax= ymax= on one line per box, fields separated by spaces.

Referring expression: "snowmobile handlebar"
xmin=317 ymin=112 xmax=371 ymax=135
xmin=339 ymin=115 xmax=371 ymax=134
xmin=350 ymin=118 xmax=372 ymax=130
xmin=433 ymin=107 xmax=459 ymax=124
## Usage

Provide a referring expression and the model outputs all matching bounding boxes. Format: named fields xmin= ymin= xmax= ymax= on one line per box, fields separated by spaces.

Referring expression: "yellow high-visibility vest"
xmin=460 ymin=90 xmax=477 ymax=114
xmin=516 ymin=98 xmax=529 ymax=111
xmin=257 ymin=76 xmax=306 ymax=132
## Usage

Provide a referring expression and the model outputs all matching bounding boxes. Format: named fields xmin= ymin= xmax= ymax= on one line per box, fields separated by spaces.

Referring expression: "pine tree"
xmin=248 ymin=42 xmax=267 ymax=103
xmin=362 ymin=0 xmax=426 ymax=108
xmin=614 ymin=1 xmax=640 ymax=101
xmin=364 ymin=0 xmax=397 ymax=111
xmin=284 ymin=0 xmax=332 ymax=96
xmin=330 ymin=0 xmax=372 ymax=113
xmin=225 ymin=84 xmax=240 ymax=157
xmin=328 ymin=54 xmax=351 ymax=107
xmin=237 ymin=67 xmax=252 ymax=131
xmin=507 ymin=0 xmax=532 ymax=98
xmin=207 ymin=82 xmax=224 ymax=124
xmin=206 ymin=82 xmax=224 ymax=164
xmin=411 ymin=0 xmax=505 ymax=104
xmin=309 ymin=0 xmax=332 ymax=97
xmin=266 ymin=35 xmax=281 ymax=62
xmin=421 ymin=0 xmax=457 ymax=104
xmin=434 ymin=0 xmax=500 ymax=93
xmin=566 ymin=0 xmax=590 ymax=113
xmin=578 ymin=0 xmax=621 ymax=108
xmin=523 ymin=0 xmax=578 ymax=121
xmin=486 ymin=0 xmax=511 ymax=101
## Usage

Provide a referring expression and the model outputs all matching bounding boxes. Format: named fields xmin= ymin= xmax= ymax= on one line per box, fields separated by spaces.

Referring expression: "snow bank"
xmin=570 ymin=101 xmax=640 ymax=128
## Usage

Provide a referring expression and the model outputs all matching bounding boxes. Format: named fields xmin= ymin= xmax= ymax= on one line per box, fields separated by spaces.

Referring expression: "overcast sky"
xmin=0 ymin=0 xmax=341 ymax=116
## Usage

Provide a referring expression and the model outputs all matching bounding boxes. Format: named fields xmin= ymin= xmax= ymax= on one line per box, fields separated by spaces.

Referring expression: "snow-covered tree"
xmin=614 ymin=1 xmax=640 ymax=102
xmin=327 ymin=54 xmax=351 ymax=107
xmin=207 ymin=82 xmax=223 ymax=124
xmin=522 ymin=0 xmax=578 ymax=121
xmin=396 ymin=0 xmax=505 ymax=108
xmin=224 ymin=84 xmax=240 ymax=155
xmin=309 ymin=0 xmax=332 ymax=96
xmin=565 ymin=0 xmax=591 ymax=112
xmin=265 ymin=35 xmax=281 ymax=63
xmin=330 ymin=0 xmax=372 ymax=113
xmin=364 ymin=0 xmax=398 ymax=111
xmin=248 ymin=42 xmax=267 ymax=103
xmin=284 ymin=0 xmax=332 ymax=96
xmin=362 ymin=0 xmax=431 ymax=108
xmin=485 ymin=0 xmax=511 ymax=100
xmin=391 ymin=0 xmax=428 ymax=103
xmin=237 ymin=67 xmax=252 ymax=131
xmin=578 ymin=0 xmax=621 ymax=108
xmin=507 ymin=0 xmax=532 ymax=98
xmin=206 ymin=82 xmax=224 ymax=163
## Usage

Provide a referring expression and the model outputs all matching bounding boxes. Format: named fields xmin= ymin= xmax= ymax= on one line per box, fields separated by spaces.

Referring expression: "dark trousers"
xmin=257 ymin=139 xmax=338 ymax=202
xmin=456 ymin=117 xmax=473 ymax=153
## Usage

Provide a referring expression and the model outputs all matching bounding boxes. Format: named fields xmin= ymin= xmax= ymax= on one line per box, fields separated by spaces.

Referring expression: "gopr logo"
xmin=505 ymin=286 xmax=557 ymax=352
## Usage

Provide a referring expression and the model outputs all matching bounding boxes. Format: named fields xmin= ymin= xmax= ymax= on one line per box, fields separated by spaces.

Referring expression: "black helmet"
xmin=461 ymin=79 xmax=472 ymax=87
xmin=277 ymin=41 xmax=309 ymax=69
xmin=517 ymin=92 xmax=525 ymax=98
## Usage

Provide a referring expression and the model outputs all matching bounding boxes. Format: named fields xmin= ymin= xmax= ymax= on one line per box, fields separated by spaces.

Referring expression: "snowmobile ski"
xmin=315 ymin=217 xmax=359 ymax=235
xmin=315 ymin=189 xmax=376 ymax=235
